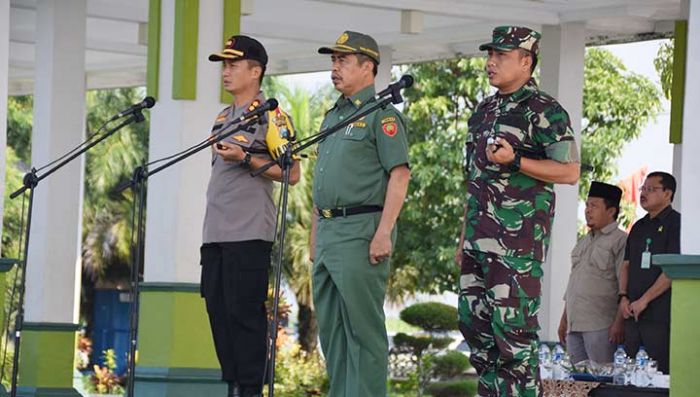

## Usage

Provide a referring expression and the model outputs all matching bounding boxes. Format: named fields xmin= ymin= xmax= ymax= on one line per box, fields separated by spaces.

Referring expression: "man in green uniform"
xmin=310 ymin=31 xmax=411 ymax=397
xmin=457 ymin=26 xmax=580 ymax=397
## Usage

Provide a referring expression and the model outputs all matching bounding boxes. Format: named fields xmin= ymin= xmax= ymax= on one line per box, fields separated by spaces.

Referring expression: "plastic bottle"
xmin=539 ymin=343 xmax=552 ymax=380
xmin=552 ymin=344 xmax=565 ymax=380
xmin=634 ymin=346 xmax=650 ymax=386
xmin=613 ymin=345 xmax=627 ymax=385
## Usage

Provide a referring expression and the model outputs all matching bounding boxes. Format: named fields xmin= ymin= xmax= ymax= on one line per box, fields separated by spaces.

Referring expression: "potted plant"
xmin=83 ymin=349 xmax=125 ymax=396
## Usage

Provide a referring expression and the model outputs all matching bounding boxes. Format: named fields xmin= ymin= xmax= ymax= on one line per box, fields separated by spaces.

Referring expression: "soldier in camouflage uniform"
xmin=457 ymin=26 xmax=580 ymax=397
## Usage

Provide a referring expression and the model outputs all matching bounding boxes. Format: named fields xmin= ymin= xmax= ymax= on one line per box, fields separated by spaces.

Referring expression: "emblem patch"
xmin=382 ymin=122 xmax=398 ymax=137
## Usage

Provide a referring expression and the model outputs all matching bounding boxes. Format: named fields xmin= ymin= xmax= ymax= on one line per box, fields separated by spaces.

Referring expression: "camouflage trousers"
xmin=458 ymin=250 xmax=543 ymax=397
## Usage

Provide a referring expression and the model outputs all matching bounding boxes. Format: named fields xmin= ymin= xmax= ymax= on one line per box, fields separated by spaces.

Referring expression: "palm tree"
xmin=82 ymin=87 xmax=149 ymax=285
xmin=266 ymin=78 xmax=334 ymax=352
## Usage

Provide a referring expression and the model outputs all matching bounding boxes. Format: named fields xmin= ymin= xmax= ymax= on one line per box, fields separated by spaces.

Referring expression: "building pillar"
xmin=679 ymin=0 xmax=699 ymax=254
xmin=0 ymin=0 xmax=8 ymax=252
xmin=537 ymin=22 xmax=585 ymax=342
xmin=18 ymin=0 xmax=86 ymax=395
xmin=376 ymin=45 xmax=393 ymax=93
xmin=135 ymin=0 xmax=229 ymax=395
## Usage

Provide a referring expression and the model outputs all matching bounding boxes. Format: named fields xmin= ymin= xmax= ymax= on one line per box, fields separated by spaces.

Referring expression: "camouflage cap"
xmin=479 ymin=26 xmax=541 ymax=55
xmin=318 ymin=31 xmax=381 ymax=64
xmin=209 ymin=35 xmax=268 ymax=65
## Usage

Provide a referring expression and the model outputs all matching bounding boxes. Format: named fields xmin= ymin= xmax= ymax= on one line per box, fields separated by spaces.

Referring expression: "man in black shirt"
xmin=618 ymin=171 xmax=680 ymax=374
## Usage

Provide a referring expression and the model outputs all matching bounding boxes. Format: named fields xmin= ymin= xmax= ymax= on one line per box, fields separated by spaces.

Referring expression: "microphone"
xmin=376 ymin=75 xmax=414 ymax=99
xmin=109 ymin=96 xmax=156 ymax=121
xmin=235 ymin=98 xmax=279 ymax=122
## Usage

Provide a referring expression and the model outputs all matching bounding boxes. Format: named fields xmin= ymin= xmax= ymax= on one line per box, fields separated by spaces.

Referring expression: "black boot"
xmin=240 ymin=385 xmax=262 ymax=397
xmin=227 ymin=382 xmax=240 ymax=397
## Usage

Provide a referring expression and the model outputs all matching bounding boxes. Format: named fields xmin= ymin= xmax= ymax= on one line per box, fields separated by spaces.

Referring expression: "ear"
xmin=606 ymin=206 xmax=617 ymax=218
xmin=521 ymin=52 xmax=532 ymax=72
xmin=251 ymin=65 xmax=262 ymax=80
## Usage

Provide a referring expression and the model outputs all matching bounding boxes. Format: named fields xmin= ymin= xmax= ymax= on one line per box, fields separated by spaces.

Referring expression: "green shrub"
xmin=393 ymin=333 xmax=453 ymax=355
xmin=426 ymin=380 xmax=477 ymax=397
xmin=400 ymin=302 xmax=458 ymax=332
xmin=432 ymin=351 xmax=471 ymax=379
xmin=272 ymin=343 xmax=328 ymax=396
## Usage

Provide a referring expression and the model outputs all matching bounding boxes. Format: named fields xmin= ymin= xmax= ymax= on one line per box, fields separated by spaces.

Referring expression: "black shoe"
xmin=240 ymin=386 xmax=262 ymax=397
xmin=228 ymin=382 xmax=240 ymax=397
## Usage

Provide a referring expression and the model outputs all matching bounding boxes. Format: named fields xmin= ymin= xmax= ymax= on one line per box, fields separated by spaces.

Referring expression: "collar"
xmin=497 ymin=77 xmax=538 ymax=104
xmin=646 ymin=205 xmax=674 ymax=221
xmin=232 ymin=91 xmax=266 ymax=115
xmin=589 ymin=221 xmax=619 ymax=237
xmin=335 ymin=84 xmax=376 ymax=109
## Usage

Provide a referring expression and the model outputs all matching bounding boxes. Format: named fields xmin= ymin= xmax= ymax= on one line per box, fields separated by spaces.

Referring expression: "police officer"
xmin=619 ymin=171 xmax=680 ymax=374
xmin=202 ymin=35 xmax=300 ymax=397
xmin=310 ymin=31 xmax=411 ymax=397
xmin=457 ymin=26 xmax=580 ymax=397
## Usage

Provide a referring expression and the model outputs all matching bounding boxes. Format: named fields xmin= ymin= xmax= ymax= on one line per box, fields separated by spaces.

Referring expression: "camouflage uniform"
xmin=458 ymin=26 xmax=580 ymax=397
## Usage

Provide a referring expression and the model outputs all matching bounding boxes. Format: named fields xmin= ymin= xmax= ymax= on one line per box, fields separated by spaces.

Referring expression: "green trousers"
xmin=313 ymin=212 xmax=392 ymax=397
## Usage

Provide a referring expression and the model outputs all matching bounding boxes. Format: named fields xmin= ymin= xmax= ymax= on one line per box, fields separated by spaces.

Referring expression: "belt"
xmin=318 ymin=205 xmax=383 ymax=219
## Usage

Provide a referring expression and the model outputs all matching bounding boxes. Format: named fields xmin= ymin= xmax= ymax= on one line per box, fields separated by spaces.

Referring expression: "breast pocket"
xmin=590 ymin=243 xmax=617 ymax=278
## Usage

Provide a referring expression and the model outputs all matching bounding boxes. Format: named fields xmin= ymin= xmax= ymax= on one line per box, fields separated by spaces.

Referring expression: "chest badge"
xmin=232 ymin=134 xmax=249 ymax=143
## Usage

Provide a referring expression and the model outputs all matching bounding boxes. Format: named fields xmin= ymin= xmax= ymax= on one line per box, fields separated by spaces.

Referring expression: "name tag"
xmin=641 ymin=251 xmax=651 ymax=270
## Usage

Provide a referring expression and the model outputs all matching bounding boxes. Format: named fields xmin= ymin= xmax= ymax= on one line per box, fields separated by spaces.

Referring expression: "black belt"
xmin=318 ymin=205 xmax=383 ymax=219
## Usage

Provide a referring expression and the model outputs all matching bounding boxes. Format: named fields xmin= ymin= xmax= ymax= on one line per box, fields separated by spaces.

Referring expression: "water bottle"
xmin=539 ymin=343 xmax=551 ymax=365
xmin=559 ymin=353 xmax=573 ymax=380
xmin=539 ymin=343 xmax=552 ymax=380
xmin=634 ymin=347 xmax=650 ymax=386
xmin=613 ymin=345 xmax=627 ymax=385
xmin=553 ymin=343 xmax=565 ymax=362
xmin=552 ymin=344 xmax=565 ymax=380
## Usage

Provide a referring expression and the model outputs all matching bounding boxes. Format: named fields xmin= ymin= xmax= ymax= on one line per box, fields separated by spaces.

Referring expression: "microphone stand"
xmin=7 ymin=111 xmax=147 ymax=397
xmin=122 ymin=114 xmax=264 ymax=397
xmin=256 ymin=85 xmax=407 ymax=397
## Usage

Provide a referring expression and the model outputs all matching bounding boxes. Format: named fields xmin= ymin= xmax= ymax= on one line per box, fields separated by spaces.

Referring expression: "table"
xmin=542 ymin=380 xmax=669 ymax=397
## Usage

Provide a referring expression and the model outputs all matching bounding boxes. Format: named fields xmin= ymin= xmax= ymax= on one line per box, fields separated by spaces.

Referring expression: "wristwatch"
xmin=617 ymin=293 xmax=628 ymax=303
xmin=242 ymin=152 xmax=252 ymax=168
xmin=508 ymin=151 xmax=522 ymax=173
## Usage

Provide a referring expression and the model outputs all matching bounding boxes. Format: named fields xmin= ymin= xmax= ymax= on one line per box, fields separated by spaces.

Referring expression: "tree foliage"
xmin=654 ymin=39 xmax=673 ymax=100
xmin=392 ymin=57 xmax=490 ymax=298
xmin=81 ymin=88 xmax=150 ymax=282
xmin=579 ymin=48 xmax=661 ymax=206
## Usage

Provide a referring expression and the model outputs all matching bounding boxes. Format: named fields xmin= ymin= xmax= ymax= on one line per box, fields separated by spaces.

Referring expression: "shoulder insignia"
xmin=381 ymin=116 xmax=396 ymax=124
xmin=382 ymin=122 xmax=398 ymax=137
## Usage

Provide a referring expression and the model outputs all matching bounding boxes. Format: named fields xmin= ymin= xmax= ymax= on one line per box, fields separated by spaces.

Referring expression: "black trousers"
xmin=200 ymin=240 xmax=272 ymax=386
xmin=624 ymin=318 xmax=670 ymax=374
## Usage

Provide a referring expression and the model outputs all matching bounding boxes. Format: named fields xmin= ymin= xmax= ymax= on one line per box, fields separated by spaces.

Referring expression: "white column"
xmin=375 ymin=45 xmax=393 ymax=93
xmin=537 ymin=23 xmax=585 ymax=341
xmin=0 ymin=0 xmax=9 ymax=254
xmin=680 ymin=0 xmax=700 ymax=254
xmin=25 ymin=0 xmax=86 ymax=324
xmin=143 ymin=0 xmax=223 ymax=283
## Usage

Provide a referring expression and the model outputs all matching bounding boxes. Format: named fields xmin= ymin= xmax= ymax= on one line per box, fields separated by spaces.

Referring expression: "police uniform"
xmin=201 ymin=35 xmax=295 ymax=397
xmin=458 ymin=26 xmax=580 ymax=397
xmin=313 ymin=31 xmax=410 ymax=397
xmin=623 ymin=203 xmax=680 ymax=374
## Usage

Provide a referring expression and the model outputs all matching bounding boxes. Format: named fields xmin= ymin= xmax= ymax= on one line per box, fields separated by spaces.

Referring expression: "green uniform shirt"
xmin=462 ymin=78 xmax=579 ymax=262
xmin=313 ymin=85 xmax=409 ymax=209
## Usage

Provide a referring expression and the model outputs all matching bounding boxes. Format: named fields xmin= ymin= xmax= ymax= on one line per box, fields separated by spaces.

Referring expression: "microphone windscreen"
xmin=400 ymin=75 xmax=414 ymax=88
xmin=266 ymin=98 xmax=279 ymax=111
xmin=144 ymin=96 xmax=156 ymax=108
